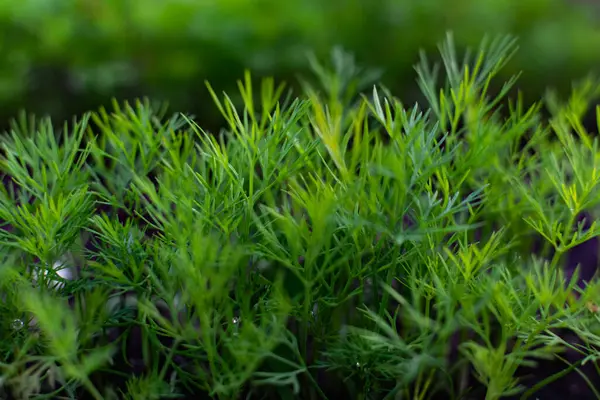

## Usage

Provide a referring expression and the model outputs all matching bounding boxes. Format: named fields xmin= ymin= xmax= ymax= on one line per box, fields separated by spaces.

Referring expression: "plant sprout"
xmin=0 ymin=32 xmax=599 ymax=399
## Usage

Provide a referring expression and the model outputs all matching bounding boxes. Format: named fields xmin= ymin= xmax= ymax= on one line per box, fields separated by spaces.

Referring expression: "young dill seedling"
xmin=2 ymin=32 xmax=600 ymax=400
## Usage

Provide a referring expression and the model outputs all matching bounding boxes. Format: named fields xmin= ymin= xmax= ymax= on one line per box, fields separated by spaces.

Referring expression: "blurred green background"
xmin=1 ymin=0 xmax=599 ymax=130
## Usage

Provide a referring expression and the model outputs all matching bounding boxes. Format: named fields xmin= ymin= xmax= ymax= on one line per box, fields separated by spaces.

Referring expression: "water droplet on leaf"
xmin=11 ymin=319 xmax=24 ymax=330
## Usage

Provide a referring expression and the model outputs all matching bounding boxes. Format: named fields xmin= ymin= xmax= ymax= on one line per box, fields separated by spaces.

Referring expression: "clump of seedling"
xmin=1 ymin=33 xmax=600 ymax=400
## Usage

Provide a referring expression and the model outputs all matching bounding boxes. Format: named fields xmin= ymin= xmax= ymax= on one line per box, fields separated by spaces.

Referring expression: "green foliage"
xmin=2 ymin=32 xmax=600 ymax=399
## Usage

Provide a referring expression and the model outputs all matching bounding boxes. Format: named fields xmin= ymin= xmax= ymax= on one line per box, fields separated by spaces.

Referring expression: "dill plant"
xmin=0 ymin=33 xmax=599 ymax=400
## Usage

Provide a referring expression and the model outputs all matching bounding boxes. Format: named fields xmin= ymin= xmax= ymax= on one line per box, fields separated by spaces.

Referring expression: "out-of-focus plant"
xmin=0 ymin=0 xmax=599 ymax=130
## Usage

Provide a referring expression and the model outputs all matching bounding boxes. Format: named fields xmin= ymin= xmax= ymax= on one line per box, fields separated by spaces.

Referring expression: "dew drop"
xmin=311 ymin=303 xmax=318 ymax=320
xmin=231 ymin=316 xmax=241 ymax=336
xmin=11 ymin=319 xmax=24 ymax=331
